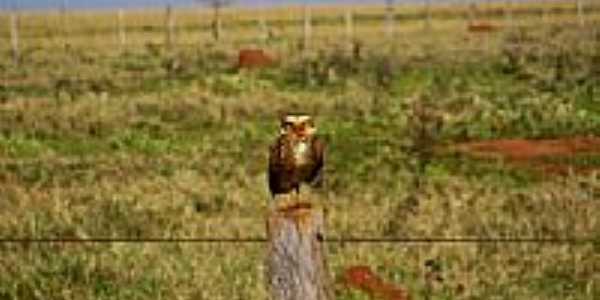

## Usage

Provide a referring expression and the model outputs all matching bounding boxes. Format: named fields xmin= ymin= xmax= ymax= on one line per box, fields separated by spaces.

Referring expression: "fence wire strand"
xmin=0 ymin=237 xmax=597 ymax=244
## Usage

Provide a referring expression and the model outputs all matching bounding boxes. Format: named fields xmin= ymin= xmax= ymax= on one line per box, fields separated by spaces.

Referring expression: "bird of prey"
xmin=268 ymin=113 xmax=325 ymax=198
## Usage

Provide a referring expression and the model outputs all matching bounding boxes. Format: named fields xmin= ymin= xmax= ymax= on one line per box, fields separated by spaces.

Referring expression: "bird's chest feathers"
xmin=292 ymin=141 xmax=309 ymax=164
xmin=280 ymin=138 xmax=311 ymax=166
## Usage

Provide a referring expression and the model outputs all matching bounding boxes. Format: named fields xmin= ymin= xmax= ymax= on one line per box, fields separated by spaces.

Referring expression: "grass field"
xmin=1 ymin=1 xmax=600 ymax=299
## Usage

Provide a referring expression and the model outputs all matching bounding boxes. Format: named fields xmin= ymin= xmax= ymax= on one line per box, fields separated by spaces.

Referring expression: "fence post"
xmin=303 ymin=5 xmax=312 ymax=52
xmin=165 ymin=4 xmax=175 ymax=50
xmin=265 ymin=201 xmax=333 ymax=300
xmin=117 ymin=9 xmax=126 ymax=52
xmin=61 ymin=0 xmax=69 ymax=48
xmin=467 ymin=2 xmax=477 ymax=26
xmin=10 ymin=11 xmax=19 ymax=64
xmin=344 ymin=8 xmax=354 ymax=53
xmin=577 ymin=0 xmax=585 ymax=26
xmin=504 ymin=0 xmax=513 ymax=27
xmin=385 ymin=0 xmax=395 ymax=39
xmin=212 ymin=5 xmax=223 ymax=42
xmin=258 ymin=9 xmax=269 ymax=43
xmin=424 ymin=0 xmax=432 ymax=31
xmin=344 ymin=8 xmax=354 ymax=41
xmin=540 ymin=1 xmax=548 ymax=24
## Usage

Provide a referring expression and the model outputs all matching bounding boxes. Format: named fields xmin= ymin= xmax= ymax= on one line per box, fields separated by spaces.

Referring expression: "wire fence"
xmin=0 ymin=236 xmax=598 ymax=243
xmin=1 ymin=0 xmax=600 ymax=299
xmin=1 ymin=238 xmax=598 ymax=298
xmin=1 ymin=0 xmax=598 ymax=59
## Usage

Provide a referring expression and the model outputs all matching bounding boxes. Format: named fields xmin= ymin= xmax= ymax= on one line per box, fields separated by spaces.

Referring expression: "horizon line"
xmin=0 ymin=0 xmax=522 ymax=13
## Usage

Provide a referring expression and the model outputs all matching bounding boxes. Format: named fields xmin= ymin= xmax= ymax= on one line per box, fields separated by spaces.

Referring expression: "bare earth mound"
xmin=453 ymin=136 xmax=600 ymax=175
xmin=342 ymin=265 xmax=409 ymax=300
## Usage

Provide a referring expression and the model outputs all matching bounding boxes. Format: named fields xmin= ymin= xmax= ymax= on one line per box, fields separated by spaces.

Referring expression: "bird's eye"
xmin=283 ymin=122 xmax=294 ymax=130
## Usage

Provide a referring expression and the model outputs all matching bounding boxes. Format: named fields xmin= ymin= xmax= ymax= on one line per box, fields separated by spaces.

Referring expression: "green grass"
xmin=1 ymin=7 xmax=600 ymax=300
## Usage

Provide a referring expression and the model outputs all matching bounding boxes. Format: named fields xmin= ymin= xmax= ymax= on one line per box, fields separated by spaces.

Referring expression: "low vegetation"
xmin=0 ymin=2 xmax=600 ymax=299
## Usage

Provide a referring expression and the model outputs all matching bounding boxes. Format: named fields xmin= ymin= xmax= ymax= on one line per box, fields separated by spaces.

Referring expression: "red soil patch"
xmin=454 ymin=136 xmax=600 ymax=175
xmin=459 ymin=137 xmax=600 ymax=159
xmin=236 ymin=48 xmax=275 ymax=69
xmin=342 ymin=265 xmax=410 ymax=300
xmin=467 ymin=21 xmax=501 ymax=33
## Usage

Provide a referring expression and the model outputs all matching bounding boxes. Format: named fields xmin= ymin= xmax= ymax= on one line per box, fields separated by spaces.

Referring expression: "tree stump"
xmin=265 ymin=201 xmax=333 ymax=300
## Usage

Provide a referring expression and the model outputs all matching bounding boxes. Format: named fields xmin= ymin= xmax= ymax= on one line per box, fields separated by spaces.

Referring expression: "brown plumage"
xmin=268 ymin=114 xmax=325 ymax=197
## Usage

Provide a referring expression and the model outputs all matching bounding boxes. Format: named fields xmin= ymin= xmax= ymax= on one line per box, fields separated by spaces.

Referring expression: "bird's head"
xmin=279 ymin=113 xmax=316 ymax=140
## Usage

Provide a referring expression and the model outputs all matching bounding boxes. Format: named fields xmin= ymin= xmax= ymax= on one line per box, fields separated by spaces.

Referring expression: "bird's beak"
xmin=294 ymin=126 xmax=307 ymax=139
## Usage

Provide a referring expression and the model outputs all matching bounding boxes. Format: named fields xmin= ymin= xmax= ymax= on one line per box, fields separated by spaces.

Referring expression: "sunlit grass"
xmin=0 ymin=2 xmax=600 ymax=299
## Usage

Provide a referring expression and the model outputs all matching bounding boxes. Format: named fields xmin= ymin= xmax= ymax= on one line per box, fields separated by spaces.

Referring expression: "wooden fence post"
xmin=540 ymin=2 xmax=548 ymax=24
xmin=165 ymin=4 xmax=175 ymax=50
xmin=385 ymin=0 xmax=395 ymax=39
xmin=10 ymin=12 xmax=19 ymax=64
xmin=344 ymin=8 xmax=354 ymax=52
xmin=577 ymin=0 xmax=585 ymax=27
xmin=212 ymin=5 xmax=223 ymax=42
xmin=424 ymin=0 xmax=432 ymax=31
xmin=258 ymin=8 xmax=270 ymax=43
xmin=504 ymin=0 xmax=513 ymax=27
xmin=117 ymin=9 xmax=126 ymax=52
xmin=467 ymin=2 xmax=476 ymax=26
xmin=303 ymin=5 xmax=312 ymax=52
xmin=266 ymin=201 xmax=333 ymax=300
xmin=61 ymin=0 xmax=69 ymax=48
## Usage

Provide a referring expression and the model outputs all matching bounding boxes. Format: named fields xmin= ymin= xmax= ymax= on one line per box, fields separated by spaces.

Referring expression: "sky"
xmin=2 ymin=0 xmax=395 ymax=11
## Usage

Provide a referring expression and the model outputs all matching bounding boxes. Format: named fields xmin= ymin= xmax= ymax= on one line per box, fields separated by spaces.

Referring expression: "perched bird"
xmin=268 ymin=113 xmax=325 ymax=198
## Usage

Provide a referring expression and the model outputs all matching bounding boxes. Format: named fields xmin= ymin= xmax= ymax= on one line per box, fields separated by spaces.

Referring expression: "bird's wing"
xmin=268 ymin=135 xmax=296 ymax=195
xmin=268 ymin=139 xmax=282 ymax=195
xmin=308 ymin=136 xmax=325 ymax=187
xmin=312 ymin=136 xmax=325 ymax=168
xmin=268 ymin=138 xmax=279 ymax=169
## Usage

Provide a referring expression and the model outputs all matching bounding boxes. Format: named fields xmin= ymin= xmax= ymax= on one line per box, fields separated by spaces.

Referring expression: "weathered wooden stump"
xmin=265 ymin=201 xmax=333 ymax=300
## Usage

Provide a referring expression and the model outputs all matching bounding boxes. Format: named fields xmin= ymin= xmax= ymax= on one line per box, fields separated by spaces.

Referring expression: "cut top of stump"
xmin=268 ymin=201 xmax=322 ymax=237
